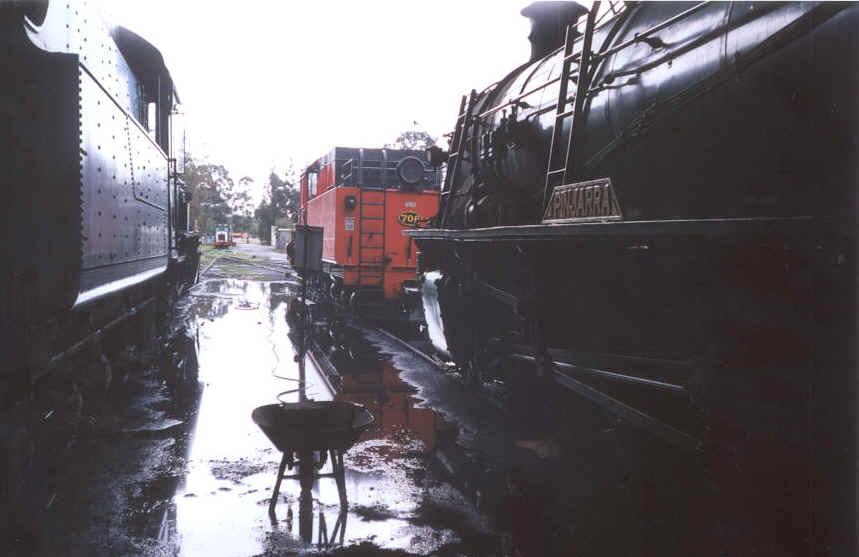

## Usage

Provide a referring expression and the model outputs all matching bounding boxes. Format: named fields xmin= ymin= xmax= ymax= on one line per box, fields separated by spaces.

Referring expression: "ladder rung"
xmin=361 ymin=216 xmax=384 ymax=220
xmin=360 ymin=202 xmax=385 ymax=206
xmin=565 ymin=52 xmax=581 ymax=63
xmin=360 ymin=245 xmax=383 ymax=249
xmin=555 ymin=109 xmax=574 ymax=119
xmin=547 ymin=168 xmax=566 ymax=175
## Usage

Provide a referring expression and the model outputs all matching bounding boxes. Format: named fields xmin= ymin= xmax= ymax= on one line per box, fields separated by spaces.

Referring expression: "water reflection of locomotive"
xmin=408 ymin=1 xmax=858 ymax=551
xmin=1 ymin=3 xmax=198 ymax=385
xmin=294 ymin=147 xmax=441 ymax=318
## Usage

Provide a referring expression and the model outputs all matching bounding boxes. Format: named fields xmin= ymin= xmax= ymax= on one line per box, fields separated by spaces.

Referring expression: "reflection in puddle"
xmin=150 ymin=279 xmax=490 ymax=556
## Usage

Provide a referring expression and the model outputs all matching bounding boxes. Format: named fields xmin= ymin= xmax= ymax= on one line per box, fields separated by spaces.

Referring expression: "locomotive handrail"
xmin=598 ymin=1 xmax=786 ymax=84
xmin=580 ymin=1 xmax=844 ymax=174
xmin=590 ymin=1 xmax=712 ymax=63
xmin=481 ymin=2 xmax=712 ymax=122
xmin=479 ymin=73 xmax=578 ymax=120
xmin=478 ymin=1 xmax=638 ymax=122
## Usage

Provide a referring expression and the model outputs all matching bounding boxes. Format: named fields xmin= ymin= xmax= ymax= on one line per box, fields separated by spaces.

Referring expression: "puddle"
xmin=130 ymin=278 xmax=495 ymax=556
xmin=8 ymin=277 xmax=499 ymax=557
xmin=13 ymin=273 xmax=725 ymax=557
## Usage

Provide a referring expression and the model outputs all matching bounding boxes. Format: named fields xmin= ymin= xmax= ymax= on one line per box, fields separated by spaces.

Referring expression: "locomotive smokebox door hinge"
xmin=542 ymin=177 xmax=623 ymax=224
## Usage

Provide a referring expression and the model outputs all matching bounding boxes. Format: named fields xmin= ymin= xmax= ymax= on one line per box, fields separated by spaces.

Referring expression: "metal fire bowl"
xmin=252 ymin=401 xmax=374 ymax=453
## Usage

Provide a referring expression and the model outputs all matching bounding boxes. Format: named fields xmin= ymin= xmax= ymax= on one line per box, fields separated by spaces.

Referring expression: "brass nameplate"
xmin=542 ymin=177 xmax=623 ymax=224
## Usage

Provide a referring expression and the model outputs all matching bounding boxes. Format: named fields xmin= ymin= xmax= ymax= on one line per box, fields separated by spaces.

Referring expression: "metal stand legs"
xmin=268 ymin=448 xmax=348 ymax=513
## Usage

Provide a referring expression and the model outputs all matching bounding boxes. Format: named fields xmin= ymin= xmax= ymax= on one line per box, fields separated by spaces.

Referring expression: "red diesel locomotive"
xmin=298 ymin=147 xmax=440 ymax=312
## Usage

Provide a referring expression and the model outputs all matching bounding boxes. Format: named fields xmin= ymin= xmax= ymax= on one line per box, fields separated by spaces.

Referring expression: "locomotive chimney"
xmin=521 ymin=1 xmax=589 ymax=63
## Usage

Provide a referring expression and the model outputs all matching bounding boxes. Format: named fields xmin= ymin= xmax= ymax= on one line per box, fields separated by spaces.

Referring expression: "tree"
xmin=228 ymin=177 xmax=256 ymax=233
xmin=181 ymin=155 xmax=234 ymax=235
xmin=255 ymin=167 xmax=300 ymax=242
xmin=385 ymin=124 xmax=437 ymax=151
xmin=254 ymin=200 xmax=275 ymax=242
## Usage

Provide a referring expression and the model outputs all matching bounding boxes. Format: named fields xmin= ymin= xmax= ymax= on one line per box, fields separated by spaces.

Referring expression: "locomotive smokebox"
xmin=521 ymin=1 xmax=588 ymax=62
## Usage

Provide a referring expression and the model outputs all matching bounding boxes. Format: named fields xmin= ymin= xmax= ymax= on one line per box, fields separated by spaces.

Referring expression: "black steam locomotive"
xmin=0 ymin=2 xmax=197 ymax=393
xmin=409 ymin=1 xmax=858 ymax=551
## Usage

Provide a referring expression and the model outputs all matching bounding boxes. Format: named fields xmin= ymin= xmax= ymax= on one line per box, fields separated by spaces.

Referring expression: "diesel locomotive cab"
xmin=297 ymin=147 xmax=440 ymax=318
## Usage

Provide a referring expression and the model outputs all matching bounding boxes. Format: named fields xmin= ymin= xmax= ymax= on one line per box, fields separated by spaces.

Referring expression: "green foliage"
xmin=255 ymin=167 xmax=300 ymax=242
xmin=182 ymin=156 xmax=233 ymax=235
xmin=182 ymin=155 xmax=259 ymax=234
xmin=385 ymin=128 xmax=437 ymax=151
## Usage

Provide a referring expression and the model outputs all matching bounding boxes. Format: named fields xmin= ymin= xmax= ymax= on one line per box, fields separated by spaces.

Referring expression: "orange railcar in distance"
xmin=298 ymin=147 xmax=440 ymax=310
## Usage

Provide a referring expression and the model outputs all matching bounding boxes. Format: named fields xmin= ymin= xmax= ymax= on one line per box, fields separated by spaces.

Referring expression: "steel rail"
xmin=376 ymin=328 xmax=447 ymax=369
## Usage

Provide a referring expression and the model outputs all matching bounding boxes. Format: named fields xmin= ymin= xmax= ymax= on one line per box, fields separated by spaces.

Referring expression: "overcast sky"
xmin=99 ymin=1 xmax=535 ymax=202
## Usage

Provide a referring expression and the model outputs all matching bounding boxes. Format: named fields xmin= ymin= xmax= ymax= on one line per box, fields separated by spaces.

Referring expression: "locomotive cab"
xmin=298 ymin=147 xmax=441 ymax=314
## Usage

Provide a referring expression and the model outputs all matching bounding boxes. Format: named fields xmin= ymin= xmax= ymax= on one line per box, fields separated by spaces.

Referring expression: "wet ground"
xmin=167 ymin=278 xmax=496 ymax=556
xmin=5 ymin=244 xmax=824 ymax=556
xmin=7 ymin=243 xmax=507 ymax=556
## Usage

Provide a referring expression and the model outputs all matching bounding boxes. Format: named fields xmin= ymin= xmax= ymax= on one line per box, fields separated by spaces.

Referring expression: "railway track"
xmin=200 ymin=254 xmax=293 ymax=278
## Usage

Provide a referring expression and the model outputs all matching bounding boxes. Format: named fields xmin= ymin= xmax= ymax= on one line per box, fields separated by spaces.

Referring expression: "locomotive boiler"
xmin=0 ymin=2 xmax=198 ymax=394
xmin=408 ymin=2 xmax=858 ymax=552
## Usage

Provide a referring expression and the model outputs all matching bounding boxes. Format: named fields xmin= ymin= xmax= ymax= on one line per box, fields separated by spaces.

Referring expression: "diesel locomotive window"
xmin=308 ymin=172 xmax=318 ymax=198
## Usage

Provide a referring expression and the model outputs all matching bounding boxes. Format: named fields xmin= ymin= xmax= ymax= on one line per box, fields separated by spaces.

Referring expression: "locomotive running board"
xmin=404 ymin=216 xmax=835 ymax=242
xmin=74 ymin=256 xmax=168 ymax=308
